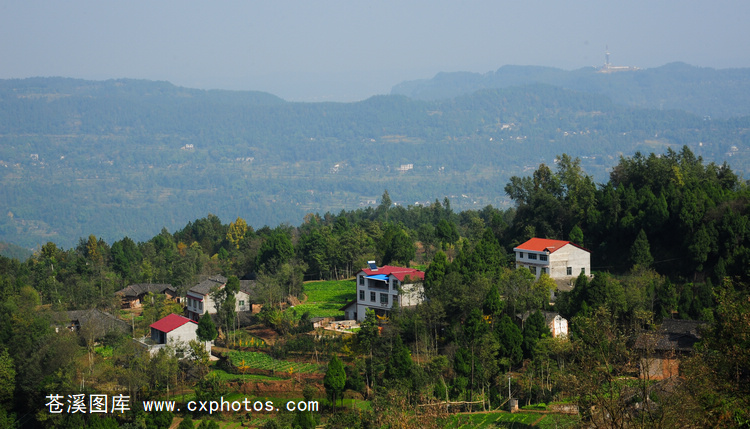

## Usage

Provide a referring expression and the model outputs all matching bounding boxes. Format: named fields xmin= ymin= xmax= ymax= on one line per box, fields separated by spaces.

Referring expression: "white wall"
xmin=515 ymin=243 xmax=590 ymax=280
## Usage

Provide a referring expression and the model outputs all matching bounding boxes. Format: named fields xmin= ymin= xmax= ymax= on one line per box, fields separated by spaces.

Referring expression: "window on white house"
xmin=359 ymin=290 xmax=365 ymax=300
xmin=370 ymin=292 xmax=376 ymax=302
xmin=199 ymin=302 xmax=203 ymax=311
xmin=380 ymin=293 xmax=388 ymax=304
xmin=528 ymin=253 xmax=538 ymax=260
xmin=519 ymin=252 xmax=524 ymax=258
xmin=567 ymin=267 xmax=572 ymax=275
xmin=581 ymin=267 xmax=586 ymax=275
xmin=393 ymin=294 xmax=398 ymax=304
xmin=359 ymin=276 xmax=364 ymax=285
xmin=541 ymin=267 xmax=547 ymax=275
xmin=540 ymin=254 xmax=548 ymax=261
xmin=531 ymin=266 xmax=537 ymax=275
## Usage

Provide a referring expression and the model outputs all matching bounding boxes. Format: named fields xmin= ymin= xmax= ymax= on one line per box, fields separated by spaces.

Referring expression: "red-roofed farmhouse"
xmin=343 ymin=262 xmax=425 ymax=321
xmin=147 ymin=313 xmax=210 ymax=355
xmin=513 ymin=238 xmax=590 ymax=280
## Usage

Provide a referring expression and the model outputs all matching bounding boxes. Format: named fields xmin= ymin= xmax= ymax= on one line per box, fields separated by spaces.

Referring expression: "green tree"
xmin=630 ymin=229 xmax=654 ymax=268
xmin=211 ymin=276 xmax=240 ymax=338
xmin=522 ymin=310 xmax=551 ymax=358
xmin=177 ymin=414 xmax=195 ymax=429
xmin=256 ymin=229 xmax=294 ymax=274
xmin=385 ymin=334 xmax=413 ymax=381
xmin=324 ymin=355 xmax=346 ymax=411
xmin=496 ymin=315 xmax=523 ymax=370
xmin=380 ymin=224 xmax=415 ymax=266
xmin=568 ymin=225 xmax=584 ymax=246
xmin=0 ymin=349 xmax=14 ymax=405
xmin=196 ymin=314 xmax=218 ymax=342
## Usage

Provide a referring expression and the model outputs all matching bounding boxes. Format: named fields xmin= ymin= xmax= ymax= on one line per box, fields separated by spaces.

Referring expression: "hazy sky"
xmin=2 ymin=1 xmax=748 ymax=101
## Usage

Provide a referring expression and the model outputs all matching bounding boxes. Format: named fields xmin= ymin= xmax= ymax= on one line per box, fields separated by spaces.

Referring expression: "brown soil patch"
xmin=246 ymin=325 xmax=280 ymax=345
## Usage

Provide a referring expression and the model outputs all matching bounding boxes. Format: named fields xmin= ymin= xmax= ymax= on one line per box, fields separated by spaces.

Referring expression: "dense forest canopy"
xmin=0 ymin=148 xmax=749 ymax=427
xmin=1 ymin=77 xmax=750 ymax=249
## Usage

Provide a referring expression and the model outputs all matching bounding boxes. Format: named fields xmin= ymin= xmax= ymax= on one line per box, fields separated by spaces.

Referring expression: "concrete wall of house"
xmin=355 ymin=272 xmax=394 ymax=321
xmin=640 ymin=355 xmax=680 ymax=380
xmin=236 ymin=291 xmax=251 ymax=312
xmin=186 ymin=294 xmax=206 ymax=320
xmin=166 ymin=322 xmax=199 ymax=345
xmin=548 ymin=244 xmax=590 ymax=279
xmin=188 ymin=291 xmax=245 ymax=316
xmin=515 ymin=244 xmax=590 ymax=280
xmin=398 ymin=282 xmax=424 ymax=308
xmin=549 ymin=315 xmax=568 ymax=338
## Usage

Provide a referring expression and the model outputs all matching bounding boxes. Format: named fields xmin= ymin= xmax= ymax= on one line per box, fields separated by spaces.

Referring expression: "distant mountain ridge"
xmin=1 ymin=77 xmax=748 ymax=249
xmin=391 ymin=63 xmax=750 ymax=119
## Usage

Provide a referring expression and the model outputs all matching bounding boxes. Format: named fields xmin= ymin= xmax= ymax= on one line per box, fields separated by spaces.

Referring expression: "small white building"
xmin=186 ymin=276 xmax=254 ymax=321
xmin=147 ymin=313 xmax=211 ymax=355
xmin=344 ymin=262 xmax=425 ymax=322
xmin=517 ymin=311 xmax=569 ymax=338
xmin=513 ymin=238 xmax=590 ymax=280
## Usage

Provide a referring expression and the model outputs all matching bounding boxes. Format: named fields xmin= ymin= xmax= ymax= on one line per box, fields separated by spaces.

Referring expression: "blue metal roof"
xmin=365 ymin=274 xmax=389 ymax=281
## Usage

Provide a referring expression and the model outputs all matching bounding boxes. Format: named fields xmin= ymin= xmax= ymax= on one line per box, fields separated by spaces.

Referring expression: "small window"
xmin=540 ymin=254 xmax=548 ymax=261
xmin=566 ymin=267 xmax=572 ymax=276
xmin=199 ymin=302 xmax=203 ymax=311
xmin=393 ymin=294 xmax=398 ymax=304
xmin=380 ymin=293 xmax=388 ymax=304
xmin=370 ymin=292 xmax=376 ymax=302
xmin=359 ymin=290 xmax=365 ymax=300
xmin=541 ymin=267 xmax=547 ymax=275
xmin=519 ymin=252 xmax=524 ymax=258
xmin=359 ymin=276 xmax=364 ymax=285
xmin=531 ymin=266 xmax=537 ymax=275
xmin=581 ymin=267 xmax=586 ymax=275
xmin=528 ymin=253 xmax=538 ymax=260
xmin=239 ymin=300 xmax=245 ymax=307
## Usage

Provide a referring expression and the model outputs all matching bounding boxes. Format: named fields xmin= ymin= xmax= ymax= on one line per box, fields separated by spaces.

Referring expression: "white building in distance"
xmin=513 ymin=238 xmax=590 ymax=280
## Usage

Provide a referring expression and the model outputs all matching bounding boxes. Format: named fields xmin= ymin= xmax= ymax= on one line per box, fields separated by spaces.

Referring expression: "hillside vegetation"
xmin=0 ymin=148 xmax=749 ymax=427
xmin=1 ymin=76 xmax=749 ymax=248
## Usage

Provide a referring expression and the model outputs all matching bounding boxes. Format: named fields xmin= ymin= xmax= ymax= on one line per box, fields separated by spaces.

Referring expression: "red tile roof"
xmin=360 ymin=265 xmax=425 ymax=282
xmin=150 ymin=313 xmax=196 ymax=333
xmin=514 ymin=238 xmax=589 ymax=253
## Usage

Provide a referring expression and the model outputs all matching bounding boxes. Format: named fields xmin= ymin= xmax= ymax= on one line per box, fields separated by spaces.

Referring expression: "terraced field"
xmin=228 ymin=351 xmax=322 ymax=374
xmin=447 ymin=411 xmax=577 ymax=428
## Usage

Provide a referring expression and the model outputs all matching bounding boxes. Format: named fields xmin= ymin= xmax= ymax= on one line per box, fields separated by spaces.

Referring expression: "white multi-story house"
xmin=186 ymin=275 xmax=255 ymax=321
xmin=513 ymin=238 xmax=590 ymax=280
xmin=343 ymin=262 xmax=425 ymax=322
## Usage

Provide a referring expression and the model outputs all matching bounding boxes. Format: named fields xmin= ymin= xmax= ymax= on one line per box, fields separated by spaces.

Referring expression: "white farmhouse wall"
xmin=399 ymin=283 xmax=424 ymax=307
xmin=549 ymin=315 xmax=569 ymax=338
xmin=166 ymin=322 xmax=199 ymax=345
xmin=515 ymin=243 xmax=590 ymax=280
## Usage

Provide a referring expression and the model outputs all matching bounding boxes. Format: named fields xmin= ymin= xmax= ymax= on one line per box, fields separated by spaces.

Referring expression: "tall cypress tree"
xmin=324 ymin=355 xmax=346 ymax=411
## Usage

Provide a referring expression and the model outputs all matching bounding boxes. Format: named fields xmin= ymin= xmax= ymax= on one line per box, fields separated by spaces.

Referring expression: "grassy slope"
xmin=289 ymin=279 xmax=356 ymax=319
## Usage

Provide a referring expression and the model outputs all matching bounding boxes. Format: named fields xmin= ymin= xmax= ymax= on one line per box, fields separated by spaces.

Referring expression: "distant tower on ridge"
xmin=599 ymin=46 xmax=639 ymax=73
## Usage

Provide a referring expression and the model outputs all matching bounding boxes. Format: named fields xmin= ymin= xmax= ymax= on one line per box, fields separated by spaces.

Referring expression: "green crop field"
xmin=211 ymin=369 xmax=285 ymax=382
xmin=446 ymin=411 xmax=577 ymax=428
xmin=288 ymin=279 xmax=356 ymax=319
xmin=228 ymin=351 xmax=322 ymax=374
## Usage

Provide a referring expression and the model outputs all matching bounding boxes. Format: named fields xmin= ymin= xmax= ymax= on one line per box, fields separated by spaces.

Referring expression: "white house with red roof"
xmin=343 ymin=261 xmax=425 ymax=321
xmin=513 ymin=238 xmax=590 ymax=280
xmin=146 ymin=313 xmax=211 ymax=355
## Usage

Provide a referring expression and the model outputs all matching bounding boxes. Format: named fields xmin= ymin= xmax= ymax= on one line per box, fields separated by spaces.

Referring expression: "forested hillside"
xmin=2 ymin=77 xmax=749 ymax=249
xmin=0 ymin=149 xmax=748 ymax=427
xmin=391 ymin=62 xmax=750 ymax=119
